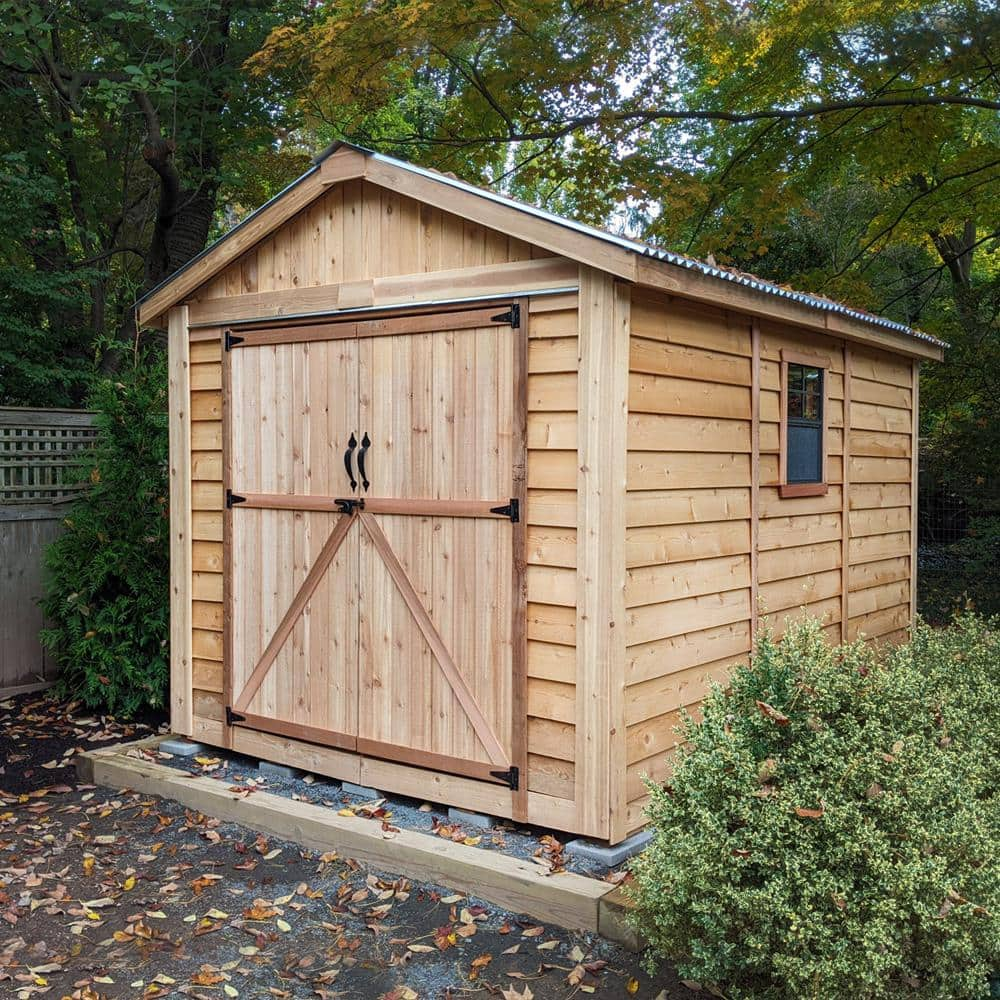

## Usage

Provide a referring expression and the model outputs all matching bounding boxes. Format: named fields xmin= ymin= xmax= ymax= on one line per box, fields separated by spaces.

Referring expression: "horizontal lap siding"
xmin=525 ymin=305 xmax=580 ymax=805
xmin=846 ymin=347 xmax=915 ymax=643
xmin=188 ymin=337 xmax=225 ymax=740
xmin=621 ymin=309 xmax=919 ymax=834
xmin=623 ymin=292 xmax=754 ymax=832
xmin=758 ymin=321 xmax=845 ymax=646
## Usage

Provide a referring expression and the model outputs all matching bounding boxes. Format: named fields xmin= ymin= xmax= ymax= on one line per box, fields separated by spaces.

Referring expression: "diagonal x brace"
xmin=233 ymin=511 xmax=356 ymax=714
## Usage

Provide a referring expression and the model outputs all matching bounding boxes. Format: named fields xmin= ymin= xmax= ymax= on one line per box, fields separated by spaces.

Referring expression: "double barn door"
xmin=222 ymin=303 xmax=526 ymax=799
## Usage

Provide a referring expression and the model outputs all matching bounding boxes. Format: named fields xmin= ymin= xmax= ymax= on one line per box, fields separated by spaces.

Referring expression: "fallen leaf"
xmin=794 ymin=806 xmax=825 ymax=819
xmin=501 ymin=986 xmax=533 ymax=1000
xmin=756 ymin=700 xmax=790 ymax=725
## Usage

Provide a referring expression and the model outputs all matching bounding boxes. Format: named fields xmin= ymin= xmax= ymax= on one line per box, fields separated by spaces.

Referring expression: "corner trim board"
xmin=168 ymin=305 xmax=193 ymax=735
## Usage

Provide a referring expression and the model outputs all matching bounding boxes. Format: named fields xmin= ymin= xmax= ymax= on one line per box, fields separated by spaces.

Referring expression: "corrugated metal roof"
xmin=137 ymin=140 xmax=948 ymax=349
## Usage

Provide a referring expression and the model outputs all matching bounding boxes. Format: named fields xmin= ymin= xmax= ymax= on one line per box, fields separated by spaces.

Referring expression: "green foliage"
xmin=0 ymin=0 xmax=314 ymax=402
xmin=41 ymin=353 xmax=170 ymax=717
xmin=259 ymin=2 xmax=1000 ymax=534
xmin=629 ymin=617 xmax=1000 ymax=1000
xmin=0 ymin=152 xmax=93 ymax=405
xmin=920 ymin=514 xmax=1000 ymax=624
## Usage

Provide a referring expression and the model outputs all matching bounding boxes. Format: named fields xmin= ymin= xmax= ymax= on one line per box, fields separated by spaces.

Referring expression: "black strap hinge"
xmin=489 ymin=766 xmax=519 ymax=791
xmin=226 ymin=489 xmax=246 ymax=508
xmin=224 ymin=329 xmax=245 ymax=351
xmin=489 ymin=498 xmax=519 ymax=523
xmin=225 ymin=706 xmax=246 ymax=726
xmin=490 ymin=303 xmax=520 ymax=328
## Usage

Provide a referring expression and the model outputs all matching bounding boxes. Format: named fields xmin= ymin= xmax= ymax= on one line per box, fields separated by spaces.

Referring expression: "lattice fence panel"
xmin=0 ymin=407 xmax=98 ymax=503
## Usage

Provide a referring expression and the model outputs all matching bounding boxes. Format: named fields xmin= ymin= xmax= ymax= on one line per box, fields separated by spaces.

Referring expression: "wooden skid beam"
xmin=80 ymin=741 xmax=613 ymax=933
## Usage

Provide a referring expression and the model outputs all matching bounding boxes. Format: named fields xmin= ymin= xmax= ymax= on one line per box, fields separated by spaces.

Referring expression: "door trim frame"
xmin=356 ymin=737 xmax=516 ymax=787
xmin=221 ymin=322 xmax=234 ymax=750
xmin=510 ymin=297 xmax=529 ymax=822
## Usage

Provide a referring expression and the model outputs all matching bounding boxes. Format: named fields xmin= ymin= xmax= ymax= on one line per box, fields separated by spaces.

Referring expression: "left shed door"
xmin=226 ymin=336 xmax=360 ymax=748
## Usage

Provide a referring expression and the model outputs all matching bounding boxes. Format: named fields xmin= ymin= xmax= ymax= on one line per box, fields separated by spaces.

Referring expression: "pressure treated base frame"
xmin=76 ymin=736 xmax=640 ymax=948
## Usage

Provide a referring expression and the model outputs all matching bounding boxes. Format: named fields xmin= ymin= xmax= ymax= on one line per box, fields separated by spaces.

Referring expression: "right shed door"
xmin=354 ymin=308 xmax=525 ymax=788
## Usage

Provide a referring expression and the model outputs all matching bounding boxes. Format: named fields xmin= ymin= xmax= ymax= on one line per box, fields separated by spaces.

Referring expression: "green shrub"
xmin=628 ymin=616 xmax=999 ymax=1000
xmin=41 ymin=352 xmax=170 ymax=716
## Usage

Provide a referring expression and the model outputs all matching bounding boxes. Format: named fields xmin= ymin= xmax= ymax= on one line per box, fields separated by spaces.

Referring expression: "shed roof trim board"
xmin=137 ymin=141 xmax=946 ymax=354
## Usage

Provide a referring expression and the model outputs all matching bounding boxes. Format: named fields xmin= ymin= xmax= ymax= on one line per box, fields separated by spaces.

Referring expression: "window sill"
xmin=778 ymin=483 xmax=829 ymax=499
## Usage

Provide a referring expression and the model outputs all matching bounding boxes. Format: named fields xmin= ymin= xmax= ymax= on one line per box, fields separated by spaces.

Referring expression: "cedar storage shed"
xmin=140 ymin=142 xmax=945 ymax=845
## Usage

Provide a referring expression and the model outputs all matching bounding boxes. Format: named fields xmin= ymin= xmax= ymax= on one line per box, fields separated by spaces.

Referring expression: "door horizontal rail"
xmin=234 ymin=713 xmax=357 ymax=754
xmin=227 ymin=305 xmax=518 ymax=348
xmin=356 ymin=737 xmax=515 ymax=787
xmin=231 ymin=493 xmax=516 ymax=518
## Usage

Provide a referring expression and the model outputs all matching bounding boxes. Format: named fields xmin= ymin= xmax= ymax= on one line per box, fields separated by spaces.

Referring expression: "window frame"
xmin=778 ymin=348 xmax=829 ymax=499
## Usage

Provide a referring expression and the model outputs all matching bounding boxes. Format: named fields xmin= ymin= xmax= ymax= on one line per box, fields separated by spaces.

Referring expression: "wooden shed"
xmin=139 ymin=142 xmax=945 ymax=844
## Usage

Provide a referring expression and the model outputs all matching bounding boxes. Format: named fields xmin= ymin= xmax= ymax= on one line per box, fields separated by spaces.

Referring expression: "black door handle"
xmin=343 ymin=432 xmax=358 ymax=491
xmin=358 ymin=432 xmax=371 ymax=492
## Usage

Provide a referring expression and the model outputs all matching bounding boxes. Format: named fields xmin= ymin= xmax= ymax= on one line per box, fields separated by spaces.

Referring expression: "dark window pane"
xmin=788 ymin=392 xmax=804 ymax=419
xmin=788 ymin=424 xmax=823 ymax=483
xmin=804 ymin=388 xmax=821 ymax=421
xmin=803 ymin=366 xmax=822 ymax=386
xmin=787 ymin=364 xmax=804 ymax=392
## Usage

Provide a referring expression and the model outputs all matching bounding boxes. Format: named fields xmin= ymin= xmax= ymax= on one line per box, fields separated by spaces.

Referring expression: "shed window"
xmin=779 ymin=352 xmax=829 ymax=498
xmin=787 ymin=363 xmax=823 ymax=481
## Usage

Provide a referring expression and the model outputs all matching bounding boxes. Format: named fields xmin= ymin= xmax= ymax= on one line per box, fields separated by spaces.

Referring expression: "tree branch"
xmin=880 ymin=229 xmax=1000 ymax=311
xmin=396 ymin=93 xmax=1000 ymax=146
xmin=72 ymin=246 xmax=147 ymax=268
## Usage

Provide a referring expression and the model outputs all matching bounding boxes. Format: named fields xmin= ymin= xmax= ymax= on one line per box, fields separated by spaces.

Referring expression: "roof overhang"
xmin=137 ymin=142 xmax=946 ymax=361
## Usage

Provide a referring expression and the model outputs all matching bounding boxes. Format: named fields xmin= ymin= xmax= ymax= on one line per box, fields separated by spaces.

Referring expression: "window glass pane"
xmin=788 ymin=392 xmax=804 ymax=419
xmin=787 ymin=364 xmax=804 ymax=392
xmin=788 ymin=424 xmax=823 ymax=483
xmin=803 ymin=366 xmax=822 ymax=387
xmin=804 ymin=387 xmax=821 ymax=421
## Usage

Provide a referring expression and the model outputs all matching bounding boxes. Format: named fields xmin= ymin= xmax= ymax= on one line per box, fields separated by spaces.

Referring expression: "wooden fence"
xmin=0 ymin=407 xmax=98 ymax=698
